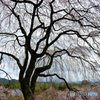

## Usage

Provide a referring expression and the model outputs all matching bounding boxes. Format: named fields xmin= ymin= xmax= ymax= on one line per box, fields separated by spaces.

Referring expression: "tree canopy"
xmin=0 ymin=0 xmax=100 ymax=99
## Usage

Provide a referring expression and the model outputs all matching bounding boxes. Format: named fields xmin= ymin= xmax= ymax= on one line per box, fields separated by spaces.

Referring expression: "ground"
xmin=0 ymin=83 xmax=100 ymax=100
xmin=35 ymin=84 xmax=100 ymax=100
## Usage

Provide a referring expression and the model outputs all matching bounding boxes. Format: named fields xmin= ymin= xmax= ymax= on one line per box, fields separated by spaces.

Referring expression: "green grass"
xmin=35 ymin=82 xmax=68 ymax=94
xmin=0 ymin=81 xmax=83 ymax=94
xmin=0 ymin=81 xmax=21 ymax=89
xmin=35 ymin=82 xmax=84 ymax=94
xmin=55 ymin=82 xmax=67 ymax=90
xmin=35 ymin=82 xmax=51 ymax=94
xmin=69 ymin=82 xmax=82 ymax=87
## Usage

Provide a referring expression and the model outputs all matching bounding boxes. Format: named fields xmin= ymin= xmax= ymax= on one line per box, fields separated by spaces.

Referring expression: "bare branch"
xmin=0 ymin=32 xmax=24 ymax=46
xmin=0 ymin=51 xmax=22 ymax=69
xmin=39 ymin=73 xmax=77 ymax=91
xmin=11 ymin=0 xmax=35 ymax=6
xmin=0 ymin=69 xmax=12 ymax=80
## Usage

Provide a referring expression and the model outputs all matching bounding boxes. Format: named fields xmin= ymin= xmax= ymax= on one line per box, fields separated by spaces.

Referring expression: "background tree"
xmin=0 ymin=0 xmax=100 ymax=99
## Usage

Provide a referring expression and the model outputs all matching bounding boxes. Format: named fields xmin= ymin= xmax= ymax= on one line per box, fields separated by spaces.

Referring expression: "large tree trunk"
xmin=19 ymin=56 xmax=37 ymax=100
xmin=19 ymin=79 xmax=35 ymax=100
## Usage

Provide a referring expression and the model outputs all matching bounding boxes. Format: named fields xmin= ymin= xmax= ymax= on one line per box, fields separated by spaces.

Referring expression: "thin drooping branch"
xmin=48 ymin=29 xmax=99 ymax=53
xmin=47 ymin=48 xmax=97 ymax=71
xmin=0 ymin=32 xmax=24 ymax=46
xmin=39 ymin=73 xmax=77 ymax=91
xmin=0 ymin=0 xmax=27 ymax=37
xmin=29 ymin=6 xmax=36 ymax=36
xmin=0 ymin=69 xmax=12 ymax=80
xmin=0 ymin=51 xmax=22 ymax=69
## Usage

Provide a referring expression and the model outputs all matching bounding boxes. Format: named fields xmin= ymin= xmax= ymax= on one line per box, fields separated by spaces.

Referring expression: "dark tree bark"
xmin=19 ymin=79 xmax=34 ymax=100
